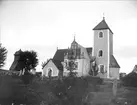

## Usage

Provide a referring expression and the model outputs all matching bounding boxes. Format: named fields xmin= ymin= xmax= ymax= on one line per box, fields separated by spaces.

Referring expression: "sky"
xmin=0 ymin=0 xmax=137 ymax=74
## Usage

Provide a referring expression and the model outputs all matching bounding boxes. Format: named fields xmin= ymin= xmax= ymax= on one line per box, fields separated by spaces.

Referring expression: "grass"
xmin=0 ymin=75 xmax=137 ymax=105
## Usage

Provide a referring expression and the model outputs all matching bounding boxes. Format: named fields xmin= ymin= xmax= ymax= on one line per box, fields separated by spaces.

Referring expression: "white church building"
xmin=42 ymin=18 xmax=120 ymax=79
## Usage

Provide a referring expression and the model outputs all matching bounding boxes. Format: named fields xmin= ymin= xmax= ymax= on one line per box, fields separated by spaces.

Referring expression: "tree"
xmin=66 ymin=60 xmax=77 ymax=77
xmin=41 ymin=61 xmax=47 ymax=69
xmin=89 ymin=57 xmax=98 ymax=76
xmin=18 ymin=50 xmax=38 ymax=72
xmin=17 ymin=50 xmax=38 ymax=85
xmin=0 ymin=43 xmax=7 ymax=68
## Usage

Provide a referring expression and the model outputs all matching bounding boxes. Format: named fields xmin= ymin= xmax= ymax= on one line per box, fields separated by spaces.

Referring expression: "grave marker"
xmin=112 ymin=79 xmax=117 ymax=97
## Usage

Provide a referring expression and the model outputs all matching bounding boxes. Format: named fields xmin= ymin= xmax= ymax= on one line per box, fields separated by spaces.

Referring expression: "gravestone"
xmin=112 ymin=79 xmax=117 ymax=97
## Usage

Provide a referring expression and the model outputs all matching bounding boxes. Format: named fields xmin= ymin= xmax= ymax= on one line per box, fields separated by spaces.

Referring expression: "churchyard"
xmin=0 ymin=71 xmax=137 ymax=105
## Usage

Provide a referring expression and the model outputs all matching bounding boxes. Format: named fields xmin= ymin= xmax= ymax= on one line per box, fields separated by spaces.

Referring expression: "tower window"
xmin=99 ymin=32 xmax=103 ymax=38
xmin=98 ymin=50 xmax=103 ymax=57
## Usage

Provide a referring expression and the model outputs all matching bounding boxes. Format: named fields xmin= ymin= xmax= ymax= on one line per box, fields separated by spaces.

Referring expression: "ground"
xmin=0 ymin=74 xmax=137 ymax=105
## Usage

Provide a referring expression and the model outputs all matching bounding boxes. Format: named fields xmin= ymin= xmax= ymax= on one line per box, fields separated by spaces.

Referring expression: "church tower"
xmin=10 ymin=49 xmax=22 ymax=71
xmin=92 ymin=18 xmax=120 ymax=79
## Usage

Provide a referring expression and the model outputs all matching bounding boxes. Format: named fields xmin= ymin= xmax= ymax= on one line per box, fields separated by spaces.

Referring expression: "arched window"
xmin=99 ymin=64 xmax=105 ymax=73
xmin=99 ymin=32 xmax=103 ymax=38
xmin=98 ymin=50 xmax=103 ymax=57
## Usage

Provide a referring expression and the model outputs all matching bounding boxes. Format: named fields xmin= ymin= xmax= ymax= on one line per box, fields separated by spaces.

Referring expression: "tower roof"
xmin=14 ymin=49 xmax=22 ymax=56
xmin=93 ymin=18 xmax=113 ymax=34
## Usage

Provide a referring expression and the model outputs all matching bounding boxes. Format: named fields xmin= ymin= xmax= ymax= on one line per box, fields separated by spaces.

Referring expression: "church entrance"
xmin=47 ymin=68 xmax=53 ymax=78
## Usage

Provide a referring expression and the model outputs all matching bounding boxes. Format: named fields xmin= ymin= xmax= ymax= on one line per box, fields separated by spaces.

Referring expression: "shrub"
xmin=21 ymin=72 xmax=34 ymax=85
xmin=49 ymin=76 xmax=88 ymax=105
xmin=84 ymin=76 xmax=103 ymax=85
xmin=121 ymin=72 xmax=137 ymax=87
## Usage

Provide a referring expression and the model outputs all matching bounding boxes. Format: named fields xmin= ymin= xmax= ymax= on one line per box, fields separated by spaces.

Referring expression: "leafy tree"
xmin=67 ymin=60 xmax=77 ymax=77
xmin=64 ymin=48 xmax=79 ymax=77
xmin=15 ymin=50 xmax=38 ymax=85
xmin=18 ymin=50 xmax=38 ymax=72
xmin=0 ymin=43 xmax=7 ymax=68
xmin=89 ymin=57 xmax=98 ymax=76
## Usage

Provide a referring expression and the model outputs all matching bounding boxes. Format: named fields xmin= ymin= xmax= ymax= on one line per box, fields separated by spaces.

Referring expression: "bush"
xmin=21 ymin=72 xmax=34 ymax=85
xmin=84 ymin=76 xmax=103 ymax=85
xmin=121 ymin=72 xmax=137 ymax=87
xmin=48 ymin=76 xmax=88 ymax=105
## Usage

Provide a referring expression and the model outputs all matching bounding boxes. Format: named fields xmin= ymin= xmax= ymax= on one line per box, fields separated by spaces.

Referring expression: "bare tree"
xmin=41 ymin=61 xmax=47 ymax=69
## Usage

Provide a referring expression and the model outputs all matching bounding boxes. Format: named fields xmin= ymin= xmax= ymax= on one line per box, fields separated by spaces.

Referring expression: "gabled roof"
xmin=43 ymin=59 xmax=63 ymax=71
xmin=53 ymin=49 xmax=68 ymax=61
xmin=110 ymin=55 xmax=120 ymax=68
xmin=53 ymin=47 xmax=92 ymax=61
xmin=52 ymin=59 xmax=63 ymax=71
xmin=93 ymin=19 xmax=113 ymax=34
xmin=132 ymin=65 xmax=137 ymax=73
xmin=51 ymin=47 xmax=92 ymax=71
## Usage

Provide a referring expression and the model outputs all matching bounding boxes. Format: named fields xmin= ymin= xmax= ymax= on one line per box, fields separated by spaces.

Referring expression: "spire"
xmin=71 ymin=32 xmax=79 ymax=49
xmin=103 ymin=13 xmax=105 ymax=20
xmin=71 ymin=32 xmax=78 ymax=45
xmin=19 ymin=49 xmax=22 ymax=52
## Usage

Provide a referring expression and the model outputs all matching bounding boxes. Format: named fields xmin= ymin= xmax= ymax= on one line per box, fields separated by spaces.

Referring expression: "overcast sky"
xmin=0 ymin=1 xmax=137 ymax=73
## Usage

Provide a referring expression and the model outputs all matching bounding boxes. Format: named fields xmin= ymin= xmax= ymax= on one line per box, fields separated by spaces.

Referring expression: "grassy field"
xmin=0 ymin=75 xmax=137 ymax=105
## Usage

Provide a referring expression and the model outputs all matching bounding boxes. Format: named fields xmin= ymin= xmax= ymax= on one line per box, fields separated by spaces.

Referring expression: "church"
xmin=42 ymin=18 xmax=120 ymax=79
